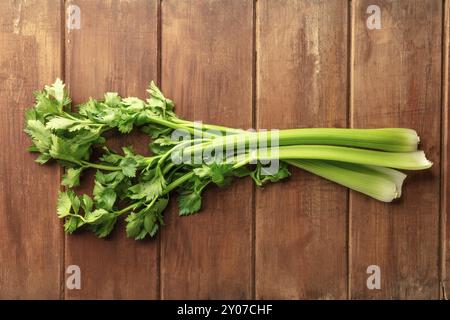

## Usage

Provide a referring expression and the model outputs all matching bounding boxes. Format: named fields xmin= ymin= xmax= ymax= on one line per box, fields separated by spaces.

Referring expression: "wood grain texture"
xmin=160 ymin=0 xmax=253 ymax=299
xmin=0 ymin=0 xmax=447 ymax=300
xmin=255 ymin=0 xmax=348 ymax=299
xmin=0 ymin=0 xmax=63 ymax=299
xmin=444 ymin=0 xmax=449 ymax=300
xmin=350 ymin=0 xmax=442 ymax=299
xmin=64 ymin=0 xmax=159 ymax=299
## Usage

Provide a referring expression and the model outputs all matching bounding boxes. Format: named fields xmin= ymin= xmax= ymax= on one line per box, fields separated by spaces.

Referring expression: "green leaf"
xmin=100 ymin=108 xmax=119 ymax=122
xmin=122 ymin=146 xmax=136 ymax=157
xmin=61 ymin=167 xmax=83 ymax=188
xmin=264 ymin=165 xmax=291 ymax=182
xmin=64 ymin=216 xmax=83 ymax=234
xmin=147 ymin=81 xmax=165 ymax=101
xmin=104 ymin=92 xmax=121 ymax=107
xmin=233 ymin=165 xmax=253 ymax=178
xmin=88 ymin=211 xmax=117 ymax=238
xmin=25 ymin=108 xmax=38 ymax=121
xmin=146 ymin=81 xmax=174 ymax=115
xmin=124 ymin=197 xmax=168 ymax=239
xmin=129 ymin=176 xmax=165 ymax=201
xmin=251 ymin=162 xmax=291 ymax=187
xmin=193 ymin=163 xmax=234 ymax=187
xmin=57 ymin=191 xmax=72 ymax=218
xmin=35 ymin=153 xmax=51 ymax=164
xmin=150 ymin=136 xmax=178 ymax=154
xmin=49 ymin=135 xmax=92 ymax=164
xmin=49 ymin=135 xmax=77 ymax=163
xmin=24 ymin=120 xmax=52 ymax=152
xmin=69 ymin=191 xmax=81 ymax=214
xmin=99 ymin=150 xmax=122 ymax=165
xmin=141 ymin=124 xmax=172 ymax=139
xmin=28 ymin=144 xmax=39 ymax=152
xmin=119 ymin=157 xmax=138 ymax=178
xmin=115 ymin=177 xmax=132 ymax=200
xmin=118 ymin=117 xmax=134 ymax=133
xmin=34 ymin=91 xmax=61 ymax=116
xmin=93 ymin=181 xmax=117 ymax=210
xmin=125 ymin=213 xmax=143 ymax=239
xmin=152 ymin=197 xmax=169 ymax=215
xmin=210 ymin=163 xmax=234 ymax=187
xmin=99 ymin=171 xmax=125 ymax=186
xmin=44 ymin=78 xmax=66 ymax=106
xmin=193 ymin=166 xmax=211 ymax=178
xmin=147 ymin=97 xmax=164 ymax=109
xmin=144 ymin=213 xmax=158 ymax=235
xmin=81 ymin=194 xmax=93 ymax=213
xmin=123 ymin=97 xmax=145 ymax=111
xmin=78 ymin=98 xmax=101 ymax=117
xmin=155 ymin=136 xmax=178 ymax=147
xmin=46 ymin=116 xmax=76 ymax=130
xmin=68 ymin=123 xmax=96 ymax=132
xmin=144 ymin=200 xmax=167 ymax=237
xmin=177 ymin=190 xmax=202 ymax=216
xmin=84 ymin=208 xmax=108 ymax=223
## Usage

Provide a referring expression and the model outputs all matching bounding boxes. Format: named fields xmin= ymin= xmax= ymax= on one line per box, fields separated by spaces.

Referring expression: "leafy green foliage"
xmin=125 ymin=198 xmax=168 ymax=239
xmin=44 ymin=78 xmax=70 ymax=107
xmin=24 ymin=78 xmax=301 ymax=240
xmin=24 ymin=120 xmax=52 ymax=154
xmin=57 ymin=189 xmax=118 ymax=237
xmin=88 ymin=210 xmax=118 ymax=238
xmin=177 ymin=189 xmax=202 ymax=216
xmin=149 ymin=136 xmax=179 ymax=155
xmin=250 ymin=162 xmax=291 ymax=187
xmin=141 ymin=124 xmax=172 ymax=139
xmin=176 ymin=174 xmax=207 ymax=216
xmin=93 ymin=170 xmax=131 ymax=210
xmin=57 ymin=190 xmax=84 ymax=234
xmin=193 ymin=163 xmax=235 ymax=187
xmin=61 ymin=167 xmax=83 ymax=188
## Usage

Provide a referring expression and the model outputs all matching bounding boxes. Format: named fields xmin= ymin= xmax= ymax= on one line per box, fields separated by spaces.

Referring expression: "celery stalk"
xmin=207 ymin=128 xmax=420 ymax=152
xmin=286 ymin=159 xmax=405 ymax=202
xmin=261 ymin=145 xmax=432 ymax=170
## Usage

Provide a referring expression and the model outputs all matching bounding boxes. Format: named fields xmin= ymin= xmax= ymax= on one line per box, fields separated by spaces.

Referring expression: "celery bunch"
xmin=24 ymin=79 xmax=432 ymax=239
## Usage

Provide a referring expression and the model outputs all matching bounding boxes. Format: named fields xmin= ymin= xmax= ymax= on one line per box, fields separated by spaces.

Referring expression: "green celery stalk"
xmin=206 ymin=128 xmax=420 ymax=152
xmin=338 ymin=163 xmax=407 ymax=197
xmin=257 ymin=145 xmax=432 ymax=170
xmin=286 ymin=159 xmax=406 ymax=202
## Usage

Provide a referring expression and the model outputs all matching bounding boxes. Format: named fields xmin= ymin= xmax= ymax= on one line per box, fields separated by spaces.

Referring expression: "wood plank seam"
xmin=442 ymin=0 xmax=449 ymax=301
xmin=251 ymin=0 xmax=257 ymax=300
xmin=60 ymin=0 xmax=66 ymax=301
xmin=347 ymin=0 xmax=354 ymax=301
xmin=157 ymin=0 xmax=162 ymax=301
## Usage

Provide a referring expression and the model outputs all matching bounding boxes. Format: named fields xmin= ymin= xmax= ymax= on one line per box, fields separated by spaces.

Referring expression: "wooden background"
xmin=0 ymin=0 xmax=448 ymax=299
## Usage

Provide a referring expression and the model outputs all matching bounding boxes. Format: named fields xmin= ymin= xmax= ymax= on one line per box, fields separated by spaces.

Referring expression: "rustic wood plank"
xmin=444 ymin=0 xmax=449 ymax=300
xmin=0 ymin=0 xmax=63 ymax=299
xmin=350 ymin=0 xmax=442 ymax=299
xmin=255 ymin=0 xmax=348 ymax=299
xmin=160 ymin=0 xmax=253 ymax=299
xmin=64 ymin=0 xmax=159 ymax=299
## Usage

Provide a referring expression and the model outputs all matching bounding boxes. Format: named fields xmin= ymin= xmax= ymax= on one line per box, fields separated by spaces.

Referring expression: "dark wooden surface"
xmin=256 ymin=0 xmax=348 ymax=299
xmin=160 ymin=0 xmax=253 ymax=299
xmin=350 ymin=0 xmax=442 ymax=299
xmin=64 ymin=0 xmax=159 ymax=299
xmin=0 ymin=0 xmax=63 ymax=299
xmin=0 ymin=0 xmax=448 ymax=299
